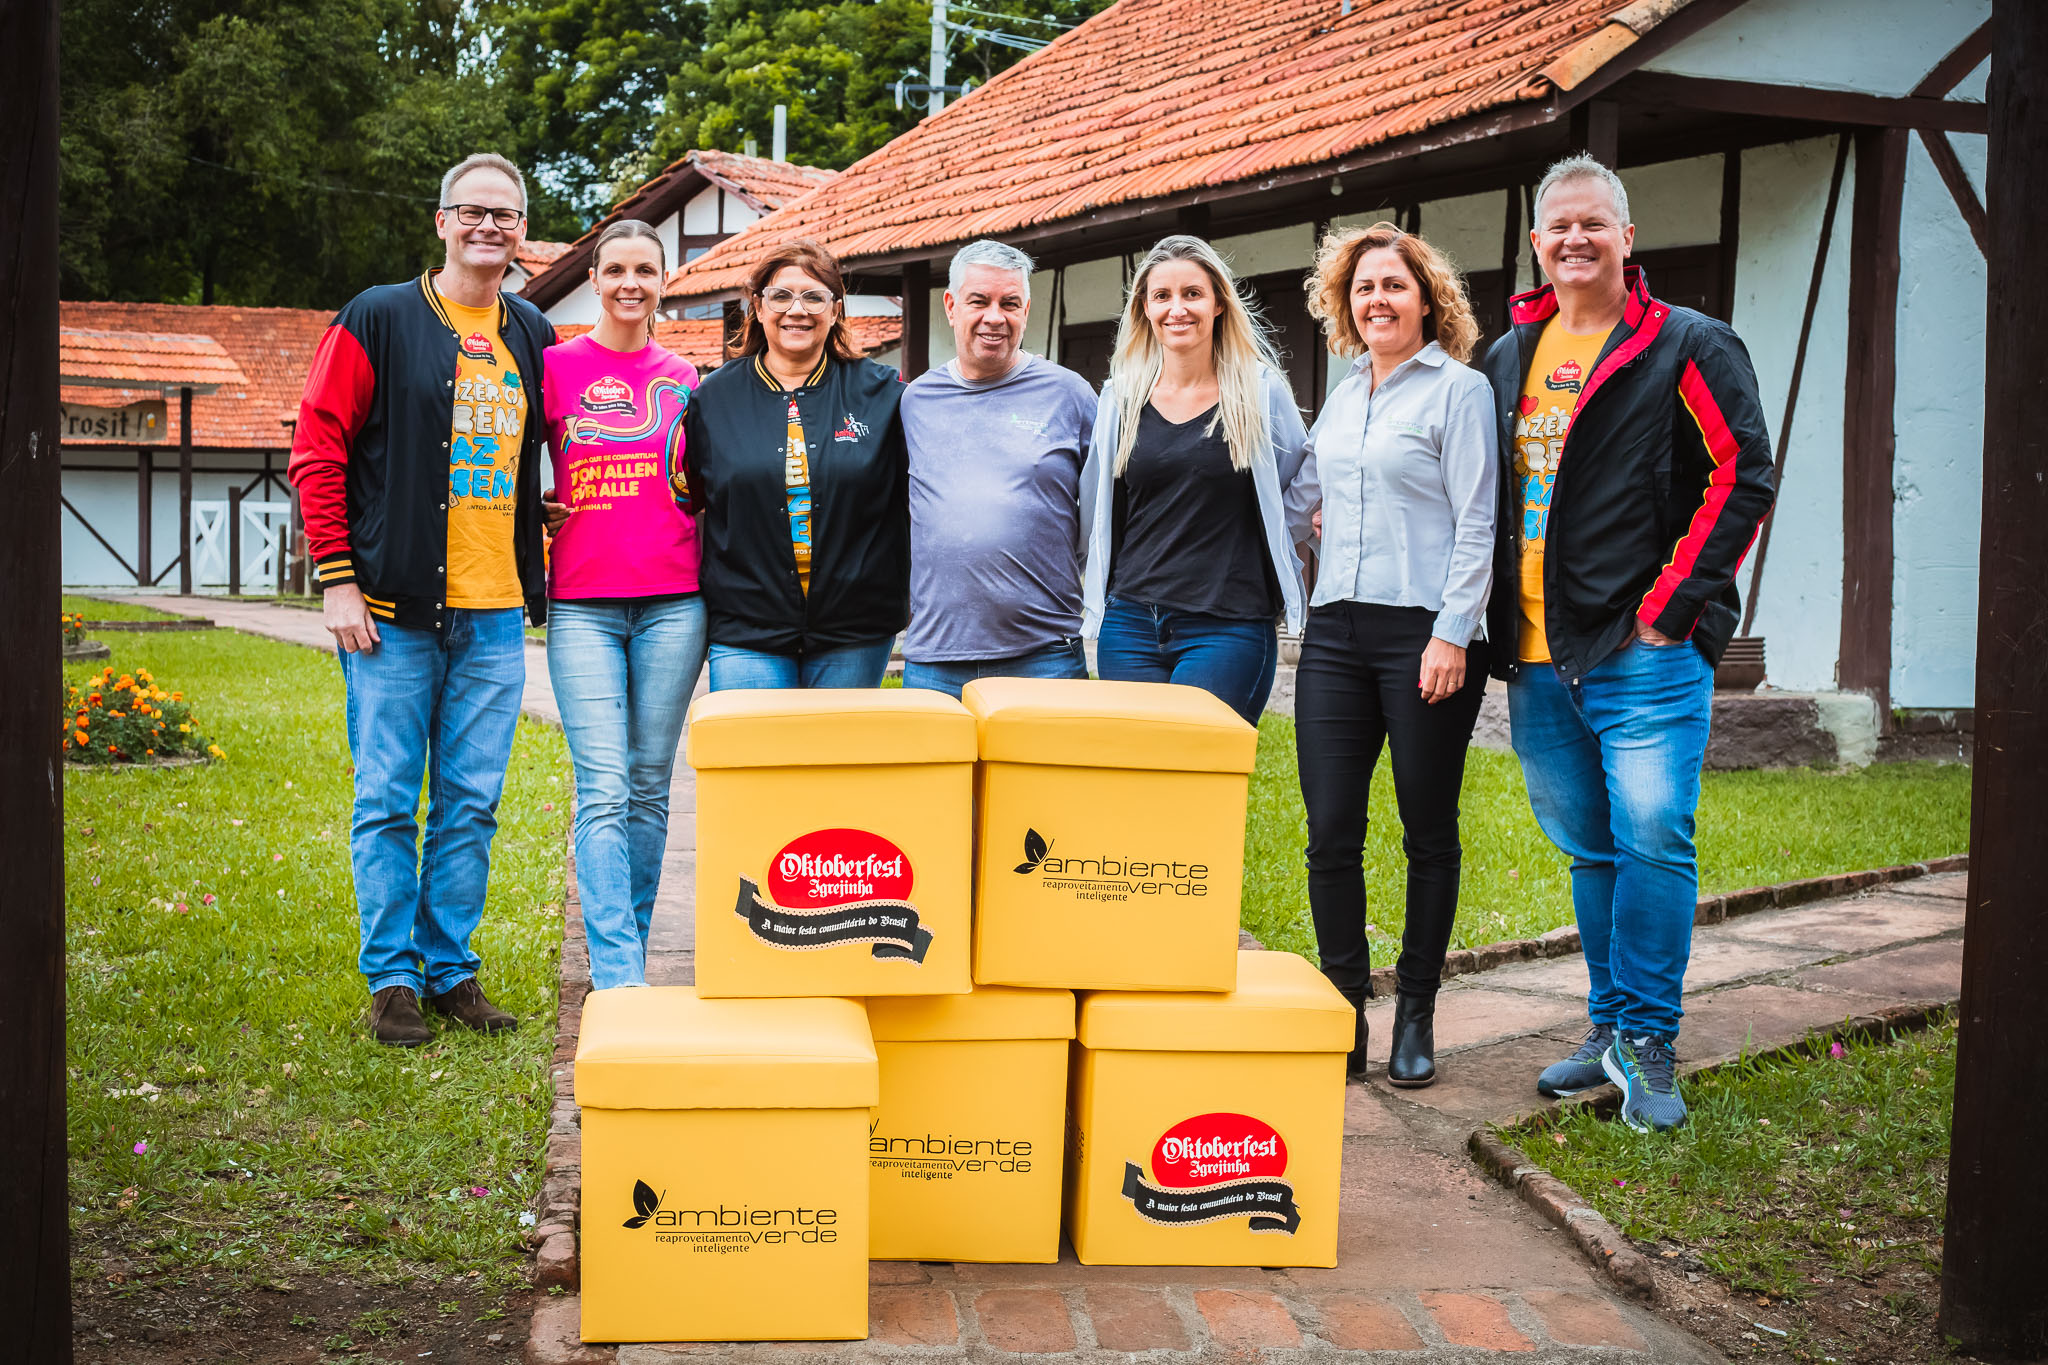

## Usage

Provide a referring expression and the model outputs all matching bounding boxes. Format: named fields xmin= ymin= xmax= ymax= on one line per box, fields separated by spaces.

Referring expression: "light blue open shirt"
xmin=1080 ymin=367 xmax=1318 ymax=636
xmin=1300 ymin=341 xmax=1498 ymax=646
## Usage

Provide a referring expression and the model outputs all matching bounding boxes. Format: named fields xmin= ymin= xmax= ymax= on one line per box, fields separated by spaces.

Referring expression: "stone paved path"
xmin=103 ymin=595 xmax=1967 ymax=1363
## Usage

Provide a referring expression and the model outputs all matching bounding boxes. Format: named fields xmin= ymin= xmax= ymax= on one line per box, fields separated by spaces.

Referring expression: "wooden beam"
xmin=1176 ymin=202 xmax=1212 ymax=238
xmin=1569 ymin=98 xmax=1620 ymax=166
xmin=1839 ymin=128 xmax=1906 ymax=718
xmin=1914 ymin=21 xmax=1992 ymax=97
xmin=1616 ymin=72 xmax=1988 ymax=134
xmin=0 ymin=0 xmax=73 ymax=1353
xmin=137 ymin=447 xmax=152 ymax=585
xmin=901 ymin=259 xmax=931 ymax=379
xmin=1940 ymin=5 xmax=2048 ymax=1355
xmin=1920 ymin=129 xmax=1989 ymax=255
xmin=177 ymin=385 xmax=193 ymax=594
xmin=1716 ymin=149 xmax=1741 ymax=321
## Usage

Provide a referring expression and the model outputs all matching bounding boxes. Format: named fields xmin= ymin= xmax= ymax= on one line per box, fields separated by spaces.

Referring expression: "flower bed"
xmin=62 ymin=666 xmax=223 ymax=765
xmin=63 ymin=611 xmax=85 ymax=648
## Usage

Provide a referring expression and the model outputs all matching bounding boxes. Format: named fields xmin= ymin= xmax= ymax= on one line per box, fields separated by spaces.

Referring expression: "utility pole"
xmin=0 ymin=0 xmax=74 ymax=1355
xmin=929 ymin=0 xmax=950 ymax=116
xmin=1940 ymin=4 xmax=2048 ymax=1352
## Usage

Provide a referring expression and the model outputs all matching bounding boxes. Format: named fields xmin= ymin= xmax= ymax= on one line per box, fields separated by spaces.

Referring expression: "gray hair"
xmin=440 ymin=153 xmax=528 ymax=213
xmin=1533 ymin=153 xmax=1630 ymax=226
xmin=948 ymin=239 xmax=1035 ymax=299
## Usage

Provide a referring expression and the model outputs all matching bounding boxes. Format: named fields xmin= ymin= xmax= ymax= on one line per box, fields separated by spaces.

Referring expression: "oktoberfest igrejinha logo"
xmin=732 ymin=828 xmax=931 ymax=961
xmin=1120 ymin=1113 xmax=1300 ymax=1234
xmin=460 ymin=331 xmax=499 ymax=364
xmin=580 ymin=375 xmax=636 ymax=415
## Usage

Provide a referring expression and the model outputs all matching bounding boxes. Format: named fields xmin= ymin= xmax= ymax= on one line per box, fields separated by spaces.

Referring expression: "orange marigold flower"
xmin=172 ymin=691 xmax=183 ymax=701
xmin=73 ymin=731 xmax=87 ymax=745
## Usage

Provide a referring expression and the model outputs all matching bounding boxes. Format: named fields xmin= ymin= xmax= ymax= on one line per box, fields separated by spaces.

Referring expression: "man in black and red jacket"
xmin=289 ymin=153 xmax=555 ymax=1046
xmin=1482 ymin=155 xmax=1775 ymax=1132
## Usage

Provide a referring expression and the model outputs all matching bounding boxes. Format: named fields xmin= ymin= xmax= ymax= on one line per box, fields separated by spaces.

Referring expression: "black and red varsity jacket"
xmin=288 ymin=271 xmax=556 ymax=629
xmin=1481 ymin=267 xmax=1776 ymax=683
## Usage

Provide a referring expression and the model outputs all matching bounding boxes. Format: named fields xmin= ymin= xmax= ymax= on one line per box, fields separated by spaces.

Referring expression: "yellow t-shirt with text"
xmin=443 ymin=297 xmax=527 ymax=609
xmin=1513 ymin=320 xmax=1613 ymax=663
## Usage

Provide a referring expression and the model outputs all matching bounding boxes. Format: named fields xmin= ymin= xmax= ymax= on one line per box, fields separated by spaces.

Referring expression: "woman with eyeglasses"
xmin=683 ymin=239 xmax=909 ymax=689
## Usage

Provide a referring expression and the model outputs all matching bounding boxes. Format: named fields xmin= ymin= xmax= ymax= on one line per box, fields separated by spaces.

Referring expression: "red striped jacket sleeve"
xmin=1638 ymin=330 xmax=1777 ymax=637
xmin=287 ymin=322 xmax=375 ymax=589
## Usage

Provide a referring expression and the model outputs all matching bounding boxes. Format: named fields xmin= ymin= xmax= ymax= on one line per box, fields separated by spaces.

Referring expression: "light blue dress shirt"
xmin=1296 ymin=341 xmax=1498 ymax=646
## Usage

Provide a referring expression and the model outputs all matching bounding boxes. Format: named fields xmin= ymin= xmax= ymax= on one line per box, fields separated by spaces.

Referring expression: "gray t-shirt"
xmin=902 ymin=354 xmax=1097 ymax=661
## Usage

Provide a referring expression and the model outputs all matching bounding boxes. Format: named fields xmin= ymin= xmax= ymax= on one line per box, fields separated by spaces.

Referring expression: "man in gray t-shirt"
xmin=901 ymin=240 xmax=1098 ymax=697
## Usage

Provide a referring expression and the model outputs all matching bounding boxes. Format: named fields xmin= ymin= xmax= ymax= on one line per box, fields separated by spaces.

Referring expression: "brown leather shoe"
xmin=424 ymin=977 xmax=518 ymax=1033
xmin=368 ymin=985 xmax=432 ymax=1047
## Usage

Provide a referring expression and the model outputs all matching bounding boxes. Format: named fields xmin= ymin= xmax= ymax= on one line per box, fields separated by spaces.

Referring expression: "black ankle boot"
xmin=1346 ymin=1001 xmax=1371 ymax=1077
xmin=1387 ymin=993 xmax=1436 ymax=1088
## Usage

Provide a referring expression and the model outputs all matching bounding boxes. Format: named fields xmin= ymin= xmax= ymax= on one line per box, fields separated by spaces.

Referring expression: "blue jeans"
xmin=706 ymin=637 xmax=895 ymax=690
xmin=1508 ymin=637 xmax=1715 ymax=1039
xmin=339 ymin=608 xmax=526 ymax=996
xmin=547 ymin=596 xmax=707 ymax=990
xmin=1096 ymin=596 xmax=1278 ymax=723
xmin=901 ymin=637 xmax=1088 ymax=698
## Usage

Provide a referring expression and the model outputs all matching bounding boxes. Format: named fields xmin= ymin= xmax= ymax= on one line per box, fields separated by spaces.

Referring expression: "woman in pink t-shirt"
xmin=541 ymin=219 xmax=703 ymax=991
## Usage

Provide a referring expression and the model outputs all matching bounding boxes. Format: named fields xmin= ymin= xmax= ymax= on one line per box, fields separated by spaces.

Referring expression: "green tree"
xmin=654 ymin=0 xmax=1111 ymax=171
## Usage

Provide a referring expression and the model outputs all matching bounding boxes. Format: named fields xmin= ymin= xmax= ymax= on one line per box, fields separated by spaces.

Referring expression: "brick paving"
xmin=111 ymin=597 xmax=1967 ymax=1363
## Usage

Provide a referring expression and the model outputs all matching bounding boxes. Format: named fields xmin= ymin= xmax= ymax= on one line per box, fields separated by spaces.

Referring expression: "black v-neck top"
xmin=1110 ymin=402 xmax=1278 ymax=620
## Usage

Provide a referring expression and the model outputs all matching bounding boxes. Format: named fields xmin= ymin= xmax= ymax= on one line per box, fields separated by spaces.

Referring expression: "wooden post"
xmin=1499 ymin=185 xmax=1522 ymax=331
xmin=1716 ymin=149 xmax=1742 ymax=321
xmin=1939 ymin=3 xmax=2048 ymax=1353
xmin=1176 ymin=202 xmax=1212 ymax=239
xmin=0 ymin=0 xmax=74 ymax=1356
xmin=902 ymin=259 xmax=931 ymax=380
xmin=136 ymin=447 xmax=152 ymax=585
xmin=1569 ymin=99 xmax=1620 ymax=167
xmin=228 ymin=486 xmax=242 ymax=596
xmin=177 ymin=384 xmax=193 ymax=595
xmin=1839 ymin=129 xmax=1906 ymax=720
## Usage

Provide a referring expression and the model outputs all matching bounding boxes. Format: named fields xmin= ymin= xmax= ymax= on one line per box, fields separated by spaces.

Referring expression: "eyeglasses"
xmin=758 ymin=287 xmax=837 ymax=314
xmin=443 ymin=204 xmax=526 ymax=229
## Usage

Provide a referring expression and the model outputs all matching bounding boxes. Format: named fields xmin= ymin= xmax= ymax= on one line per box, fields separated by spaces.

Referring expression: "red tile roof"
xmin=520 ymin=150 xmax=840 ymax=306
xmin=60 ymin=302 xmax=332 ymax=449
xmin=667 ymin=0 xmax=1670 ymax=298
xmin=555 ymin=313 xmax=903 ymax=373
xmin=60 ymin=327 xmax=250 ymax=392
xmin=516 ymin=239 xmax=573 ymax=274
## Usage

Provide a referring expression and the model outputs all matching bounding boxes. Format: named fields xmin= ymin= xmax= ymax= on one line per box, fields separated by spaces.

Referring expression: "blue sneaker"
xmin=1536 ymin=1022 xmax=1615 ymax=1098
xmin=1604 ymin=1033 xmax=1687 ymax=1132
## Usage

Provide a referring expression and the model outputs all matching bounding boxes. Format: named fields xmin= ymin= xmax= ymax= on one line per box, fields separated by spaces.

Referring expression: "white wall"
xmin=1619 ymin=155 xmax=1724 ymax=249
xmin=61 ymin=452 xmax=295 ymax=588
xmin=682 ymin=185 xmax=720 ymax=234
xmin=1641 ymin=0 xmax=1990 ymax=97
xmin=544 ymin=286 xmax=601 ymax=327
xmin=1890 ymin=129 xmax=1986 ymax=708
xmin=1731 ymin=137 xmax=1855 ymax=694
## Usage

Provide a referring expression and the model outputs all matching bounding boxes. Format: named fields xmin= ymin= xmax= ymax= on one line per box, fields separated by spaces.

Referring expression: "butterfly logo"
xmin=1013 ymin=828 xmax=1052 ymax=875
xmin=622 ymin=1179 xmax=664 ymax=1229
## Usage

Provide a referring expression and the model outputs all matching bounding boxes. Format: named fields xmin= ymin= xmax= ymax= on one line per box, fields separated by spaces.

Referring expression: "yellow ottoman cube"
xmin=575 ymin=987 xmax=877 ymax=1343
xmin=690 ymin=689 xmax=976 ymax=998
xmin=1065 ymin=951 xmax=1353 ymax=1267
xmin=963 ymin=678 xmax=1257 ymax=991
xmin=864 ymin=986 xmax=1075 ymax=1263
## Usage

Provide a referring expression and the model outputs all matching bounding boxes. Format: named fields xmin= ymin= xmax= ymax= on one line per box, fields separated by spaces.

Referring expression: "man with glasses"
xmin=290 ymin=152 xmax=556 ymax=1046
xmin=899 ymin=239 xmax=1097 ymax=697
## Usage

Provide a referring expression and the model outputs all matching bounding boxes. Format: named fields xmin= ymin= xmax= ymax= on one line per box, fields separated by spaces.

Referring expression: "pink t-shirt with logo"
xmin=542 ymin=334 xmax=702 ymax=599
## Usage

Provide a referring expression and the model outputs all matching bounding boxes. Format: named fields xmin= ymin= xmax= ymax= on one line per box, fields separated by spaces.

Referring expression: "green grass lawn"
xmin=1502 ymin=1017 xmax=1954 ymax=1358
xmin=66 ymin=626 xmax=570 ymax=1288
xmin=1242 ymin=714 xmax=1971 ymax=962
xmin=65 ymin=593 xmax=181 ymax=621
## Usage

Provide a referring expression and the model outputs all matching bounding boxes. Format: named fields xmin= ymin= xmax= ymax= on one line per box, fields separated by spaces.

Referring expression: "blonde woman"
xmin=1078 ymin=235 xmax=1315 ymax=722
xmin=1293 ymin=223 xmax=1497 ymax=1085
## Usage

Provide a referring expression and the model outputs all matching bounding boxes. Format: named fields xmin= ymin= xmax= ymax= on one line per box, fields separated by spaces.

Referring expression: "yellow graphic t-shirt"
xmin=443 ymin=297 xmax=527 ymax=609
xmin=784 ymin=395 xmax=813 ymax=595
xmin=1513 ymin=320 xmax=1613 ymax=663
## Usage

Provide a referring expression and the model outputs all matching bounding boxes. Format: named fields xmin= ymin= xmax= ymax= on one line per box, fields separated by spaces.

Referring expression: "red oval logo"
xmin=767 ymin=829 xmax=913 ymax=909
xmin=1151 ymin=1113 xmax=1286 ymax=1188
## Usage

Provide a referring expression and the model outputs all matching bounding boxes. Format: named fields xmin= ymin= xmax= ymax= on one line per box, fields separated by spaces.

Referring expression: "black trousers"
xmin=1295 ymin=601 xmax=1488 ymax=1005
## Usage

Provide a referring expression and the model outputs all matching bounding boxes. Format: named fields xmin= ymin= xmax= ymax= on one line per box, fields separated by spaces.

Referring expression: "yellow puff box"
xmin=963 ymin=678 xmax=1256 ymax=991
xmin=864 ymin=985 xmax=1076 ymax=1263
xmin=690 ymin=688 xmax=976 ymax=998
xmin=575 ymin=987 xmax=877 ymax=1343
xmin=1065 ymin=951 xmax=1353 ymax=1267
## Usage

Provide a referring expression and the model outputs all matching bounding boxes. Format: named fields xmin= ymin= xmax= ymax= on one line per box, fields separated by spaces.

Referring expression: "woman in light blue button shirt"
xmin=1289 ymin=223 xmax=1498 ymax=1088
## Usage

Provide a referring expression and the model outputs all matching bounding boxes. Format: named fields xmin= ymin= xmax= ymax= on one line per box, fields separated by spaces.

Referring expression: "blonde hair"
xmin=1307 ymin=222 xmax=1482 ymax=365
xmin=1109 ymin=235 xmax=1281 ymax=475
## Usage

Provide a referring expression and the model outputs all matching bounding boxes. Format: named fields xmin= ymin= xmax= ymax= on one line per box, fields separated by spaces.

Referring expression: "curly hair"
xmin=729 ymin=238 xmax=862 ymax=362
xmin=1306 ymin=222 xmax=1481 ymax=365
